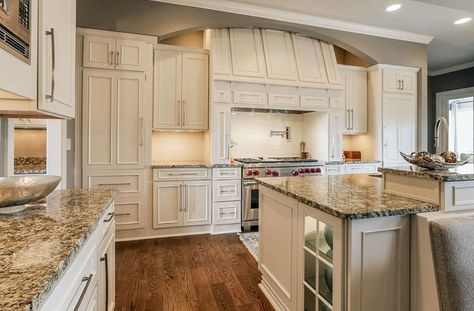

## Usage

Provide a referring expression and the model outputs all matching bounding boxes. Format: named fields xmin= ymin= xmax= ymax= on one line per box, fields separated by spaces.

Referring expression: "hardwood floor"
xmin=115 ymin=234 xmax=274 ymax=311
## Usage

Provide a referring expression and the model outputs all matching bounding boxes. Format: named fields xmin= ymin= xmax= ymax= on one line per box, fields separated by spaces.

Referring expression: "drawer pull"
xmin=104 ymin=212 xmax=115 ymax=223
xmin=100 ymin=253 xmax=109 ymax=311
xmin=116 ymin=212 xmax=131 ymax=216
xmin=73 ymin=273 xmax=94 ymax=311
xmin=220 ymin=190 xmax=236 ymax=194
xmin=97 ymin=182 xmax=131 ymax=186
xmin=168 ymin=173 xmax=200 ymax=176
xmin=220 ymin=212 xmax=235 ymax=216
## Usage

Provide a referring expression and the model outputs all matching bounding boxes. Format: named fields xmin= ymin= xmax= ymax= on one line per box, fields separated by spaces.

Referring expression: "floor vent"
xmin=0 ymin=24 xmax=30 ymax=62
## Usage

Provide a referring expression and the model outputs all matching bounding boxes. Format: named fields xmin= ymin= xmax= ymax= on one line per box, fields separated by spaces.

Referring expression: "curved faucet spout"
xmin=434 ymin=116 xmax=449 ymax=151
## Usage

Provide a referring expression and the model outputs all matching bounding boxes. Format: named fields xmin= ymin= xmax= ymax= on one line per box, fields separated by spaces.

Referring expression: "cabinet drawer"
xmin=344 ymin=164 xmax=379 ymax=174
xmin=99 ymin=202 xmax=115 ymax=238
xmin=326 ymin=165 xmax=345 ymax=175
xmin=214 ymin=201 xmax=241 ymax=225
xmin=86 ymin=171 xmax=145 ymax=197
xmin=154 ymin=168 xmax=211 ymax=181
xmin=213 ymin=167 xmax=242 ymax=180
xmin=114 ymin=197 xmax=146 ymax=230
xmin=213 ymin=180 xmax=241 ymax=202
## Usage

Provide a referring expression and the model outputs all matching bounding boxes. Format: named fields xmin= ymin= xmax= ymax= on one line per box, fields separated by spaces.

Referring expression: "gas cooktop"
xmin=234 ymin=157 xmax=320 ymax=164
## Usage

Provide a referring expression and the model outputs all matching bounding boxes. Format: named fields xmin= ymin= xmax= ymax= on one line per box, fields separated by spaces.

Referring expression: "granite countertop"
xmin=379 ymin=164 xmax=474 ymax=182
xmin=0 ymin=189 xmax=117 ymax=311
xmin=152 ymin=160 xmax=243 ymax=168
xmin=256 ymin=175 xmax=438 ymax=219
xmin=326 ymin=160 xmax=382 ymax=165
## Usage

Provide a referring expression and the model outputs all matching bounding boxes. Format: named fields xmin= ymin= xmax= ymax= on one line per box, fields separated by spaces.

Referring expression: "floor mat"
xmin=238 ymin=231 xmax=259 ymax=261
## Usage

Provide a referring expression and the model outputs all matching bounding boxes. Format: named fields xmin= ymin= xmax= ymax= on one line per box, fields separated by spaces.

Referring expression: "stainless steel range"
xmin=235 ymin=157 xmax=325 ymax=230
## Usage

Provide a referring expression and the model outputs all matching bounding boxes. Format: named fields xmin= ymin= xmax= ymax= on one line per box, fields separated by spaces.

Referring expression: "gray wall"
xmin=77 ymin=0 xmax=429 ymax=149
xmin=427 ymin=66 xmax=474 ymax=152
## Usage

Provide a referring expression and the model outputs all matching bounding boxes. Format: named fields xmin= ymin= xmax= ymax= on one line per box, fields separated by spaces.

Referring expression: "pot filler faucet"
xmin=434 ymin=116 xmax=449 ymax=151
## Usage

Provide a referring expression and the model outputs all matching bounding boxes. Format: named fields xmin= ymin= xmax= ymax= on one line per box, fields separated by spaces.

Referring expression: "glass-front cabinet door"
xmin=299 ymin=204 xmax=343 ymax=311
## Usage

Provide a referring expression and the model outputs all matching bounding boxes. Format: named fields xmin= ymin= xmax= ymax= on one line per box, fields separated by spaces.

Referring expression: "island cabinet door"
xmin=347 ymin=215 xmax=410 ymax=311
xmin=98 ymin=222 xmax=116 ymax=311
xmin=297 ymin=203 xmax=344 ymax=311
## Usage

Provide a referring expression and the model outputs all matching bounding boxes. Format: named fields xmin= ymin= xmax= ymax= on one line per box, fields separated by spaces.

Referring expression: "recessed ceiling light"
xmin=454 ymin=17 xmax=472 ymax=25
xmin=386 ymin=4 xmax=402 ymax=12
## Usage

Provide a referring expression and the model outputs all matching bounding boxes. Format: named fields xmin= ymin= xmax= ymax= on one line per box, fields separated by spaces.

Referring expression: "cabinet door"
xmin=83 ymin=69 xmax=115 ymax=170
xmin=83 ymin=36 xmax=115 ymax=70
xmin=183 ymin=180 xmax=211 ymax=226
xmin=399 ymin=71 xmax=417 ymax=94
xmin=292 ymin=35 xmax=328 ymax=84
xmin=229 ymin=28 xmax=266 ymax=78
xmin=153 ymin=50 xmax=182 ymax=129
xmin=320 ymin=42 xmax=341 ymax=86
xmin=329 ymin=109 xmax=344 ymax=161
xmin=115 ymin=197 xmax=146 ymax=230
xmin=351 ymin=70 xmax=368 ymax=133
xmin=181 ymin=53 xmax=209 ymax=130
xmin=261 ymin=29 xmax=298 ymax=81
xmin=382 ymin=69 xmax=401 ymax=93
xmin=115 ymin=39 xmax=147 ymax=72
xmin=99 ymin=225 xmax=115 ymax=311
xmin=212 ymin=106 xmax=231 ymax=164
xmin=153 ymin=182 xmax=183 ymax=228
xmin=211 ymin=29 xmax=232 ymax=75
xmin=340 ymin=68 xmax=351 ymax=132
xmin=38 ymin=0 xmax=76 ymax=118
xmin=116 ymin=71 xmax=146 ymax=168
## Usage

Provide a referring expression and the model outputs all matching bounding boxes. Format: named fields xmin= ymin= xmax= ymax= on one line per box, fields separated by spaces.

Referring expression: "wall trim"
xmin=152 ymin=0 xmax=433 ymax=44
xmin=429 ymin=61 xmax=474 ymax=76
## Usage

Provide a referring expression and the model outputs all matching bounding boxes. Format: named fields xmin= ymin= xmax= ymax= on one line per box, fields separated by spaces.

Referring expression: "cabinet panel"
xmin=382 ymin=69 xmax=401 ymax=93
xmin=114 ymin=198 xmax=146 ymax=230
xmin=329 ymin=109 xmax=344 ymax=161
xmin=181 ymin=53 xmax=209 ymax=130
xmin=261 ymin=29 xmax=298 ymax=81
xmin=83 ymin=36 xmax=115 ymax=69
xmin=154 ymin=168 xmax=211 ymax=181
xmin=292 ymin=34 xmax=328 ymax=84
xmin=153 ymin=182 xmax=183 ymax=228
xmin=211 ymin=29 xmax=232 ymax=75
xmin=341 ymin=67 xmax=367 ymax=134
xmin=98 ymin=224 xmax=115 ymax=311
xmin=38 ymin=0 xmax=76 ymax=118
xmin=229 ymin=28 xmax=266 ymax=78
xmin=153 ymin=50 xmax=182 ymax=129
xmin=87 ymin=173 xmax=144 ymax=197
xmin=83 ymin=69 xmax=115 ymax=168
xmin=399 ymin=71 xmax=416 ymax=94
xmin=115 ymin=39 xmax=147 ymax=71
xmin=213 ymin=167 xmax=242 ymax=180
xmin=212 ymin=106 xmax=231 ymax=164
xmin=116 ymin=71 xmax=145 ymax=167
xmin=214 ymin=201 xmax=241 ymax=225
xmin=184 ymin=180 xmax=212 ymax=226
xmin=213 ymin=180 xmax=241 ymax=202
xmin=320 ymin=42 xmax=341 ymax=86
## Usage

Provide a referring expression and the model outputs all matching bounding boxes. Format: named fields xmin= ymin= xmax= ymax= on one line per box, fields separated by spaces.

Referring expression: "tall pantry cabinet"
xmin=78 ymin=29 xmax=154 ymax=233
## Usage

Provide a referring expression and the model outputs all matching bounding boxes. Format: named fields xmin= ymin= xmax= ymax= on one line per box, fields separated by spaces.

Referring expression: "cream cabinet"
xmin=82 ymin=69 xmax=146 ymax=170
xmin=321 ymin=42 xmax=342 ymax=86
xmin=211 ymin=106 xmax=232 ymax=164
xmin=382 ymin=69 xmax=417 ymax=94
xmin=98 ymin=218 xmax=115 ymax=311
xmin=210 ymin=29 xmax=232 ymax=76
xmin=153 ymin=48 xmax=209 ymax=130
xmin=329 ymin=109 xmax=344 ymax=161
xmin=153 ymin=180 xmax=212 ymax=228
xmin=83 ymin=36 xmax=147 ymax=72
xmin=261 ymin=29 xmax=298 ymax=81
xmin=229 ymin=28 xmax=266 ymax=78
xmin=340 ymin=65 xmax=368 ymax=134
xmin=292 ymin=34 xmax=328 ymax=85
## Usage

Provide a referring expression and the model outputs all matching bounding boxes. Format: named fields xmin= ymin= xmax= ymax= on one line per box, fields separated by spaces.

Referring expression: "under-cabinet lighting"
xmin=385 ymin=4 xmax=402 ymax=12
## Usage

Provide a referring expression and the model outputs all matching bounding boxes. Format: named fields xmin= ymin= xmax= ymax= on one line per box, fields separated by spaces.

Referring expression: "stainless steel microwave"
xmin=0 ymin=0 xmax=30 ymax=63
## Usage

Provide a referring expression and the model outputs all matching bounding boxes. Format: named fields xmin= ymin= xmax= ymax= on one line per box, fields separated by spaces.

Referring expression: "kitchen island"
xmin=255 ymin=175 xmax=438 ymax=311
xmin=0 ymin=189 xmax=117 ymax=311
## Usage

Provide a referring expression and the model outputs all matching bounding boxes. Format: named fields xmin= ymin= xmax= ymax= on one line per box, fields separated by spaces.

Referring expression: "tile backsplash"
xmin=230 ymin=111 xmax=304 ymax=158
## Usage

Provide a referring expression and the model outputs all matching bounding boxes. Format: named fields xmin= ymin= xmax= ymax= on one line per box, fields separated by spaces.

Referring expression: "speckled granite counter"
xmin=152 ymin=160 xmax=243 ymax=168
xmin=379 ymin=164 xmax=474 ymax=182
xmin=256 ymin=175 xmax=438 ymax=219
xmin=0 ymin=189 xmax=117 ymax=311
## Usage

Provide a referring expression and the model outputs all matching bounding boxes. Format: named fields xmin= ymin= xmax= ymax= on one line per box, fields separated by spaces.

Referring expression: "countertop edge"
xmin=378 ymin=167 xmax=474 ymax=182
xmin=151 ymin=163 xmax=243 ymax=169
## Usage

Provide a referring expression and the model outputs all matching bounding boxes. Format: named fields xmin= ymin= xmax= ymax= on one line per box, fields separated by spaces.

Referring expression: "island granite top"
xmin=152 ymin=160 xmax=243 ymax=169
xmin=255 ymin=175 xmax=438 ymax=219
xmin=0 ymin=189 xmax=117 ymax=311
xmin=379 ymin=164 xmax=474 ymax=181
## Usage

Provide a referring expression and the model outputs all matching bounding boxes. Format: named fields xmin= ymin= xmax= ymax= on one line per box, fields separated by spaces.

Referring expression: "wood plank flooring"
xmin=115 ymin=233 xmax=274 ymax=311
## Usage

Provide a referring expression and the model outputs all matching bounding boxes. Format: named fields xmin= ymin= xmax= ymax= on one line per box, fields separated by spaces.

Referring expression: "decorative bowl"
xmin=0 ymin=175 xmax=61 ymax=213
xmin=400 ymin=152 xmax=471 ymax=171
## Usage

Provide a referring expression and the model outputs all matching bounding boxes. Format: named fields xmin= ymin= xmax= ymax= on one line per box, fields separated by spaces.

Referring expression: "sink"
xmin=0 ymin=175 xmax=61 ymax=213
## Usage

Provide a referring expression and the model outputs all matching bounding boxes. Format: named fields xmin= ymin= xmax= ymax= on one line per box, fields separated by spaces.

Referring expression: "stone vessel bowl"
xmin=0 ymin=175 xmax=61 ymax=212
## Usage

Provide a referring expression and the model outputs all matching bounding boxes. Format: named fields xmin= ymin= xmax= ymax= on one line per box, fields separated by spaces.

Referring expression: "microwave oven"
xmin=0 ymin=0 xmax=31 ymax=63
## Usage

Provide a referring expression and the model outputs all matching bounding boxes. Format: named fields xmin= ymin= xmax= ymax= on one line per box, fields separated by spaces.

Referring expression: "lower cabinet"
xmin=98 ymin=220 xmax=115 ymax=311
xmin=153 ymin=179 xmax=212 ymax=228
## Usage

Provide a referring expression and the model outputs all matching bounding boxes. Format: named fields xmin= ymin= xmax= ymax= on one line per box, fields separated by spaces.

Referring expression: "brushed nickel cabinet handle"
xmin=116 ymin=51 xmax=120 ymax=66
xmin=110 ymin=51 xmax=114 ymax=65
xmin=168 ymin=173 xmax=199 ymax=176
xmin=139 ymin=117 xmax=144 ymax=147
xmin=45 ymin=28 xmax=55 ymax=102
xmin=100 ymin=253 xmax=109 ymax=311
xmin=97 ymin=182 xmax=131 ymax=186
xmin=115 ymin=212 xmax=131 ymax=216
xmin=104 ymin=212 xmax=114 ymax=223
xmin=73 ymin=273 xmax=94 ymax=311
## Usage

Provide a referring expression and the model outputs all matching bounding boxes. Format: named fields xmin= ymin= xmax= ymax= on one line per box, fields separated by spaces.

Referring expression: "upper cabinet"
xmin=83 ymin=36 xmax=147 ymax=72
xmin=153 ymin=46 xmax=209 ymax=130
xmin=210 ymin=29 xmax=232 ymax=76
xmin=382 ymin=69 xmax=417 ymax=94
xmin=229 ymin=28 xmax=266 ymax=78
xmin=261 ymin=29 xmax=298 ymax=81
xmin=321 ymin=41 xmax=342 ymax=86
xmin=340 ymin=65 xmax=368 ymax=134
xmin=292 ymin=34 xmax=328 ymax=84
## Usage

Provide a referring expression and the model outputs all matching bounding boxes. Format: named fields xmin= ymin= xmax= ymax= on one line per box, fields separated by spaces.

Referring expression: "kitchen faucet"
xmin=434 ymin=116 xmax=448 ymax=151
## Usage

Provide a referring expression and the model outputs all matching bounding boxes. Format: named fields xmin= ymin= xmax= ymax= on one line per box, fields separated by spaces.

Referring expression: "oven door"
xmin=242 ymin=179 xmax=259 ymax=224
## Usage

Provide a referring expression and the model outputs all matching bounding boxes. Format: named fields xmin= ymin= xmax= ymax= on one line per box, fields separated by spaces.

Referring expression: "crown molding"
xmin=429 ymin=61 xmax=474 ymax=76
xmin=152 ymin=0 xmax=434 ymax=44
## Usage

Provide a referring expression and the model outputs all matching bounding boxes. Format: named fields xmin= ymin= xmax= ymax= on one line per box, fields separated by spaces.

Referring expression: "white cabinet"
xmin=382 ymin=69 xmax=417 ymax=94
xmin=83 ymin=36 xmax=147 ymax=72
xmin=261 ymin=29 xmax=298 ymax=81
xmin=321 ymin=41 xmax=342 ymax=86
xmin=211 ymin=106 xmax=231 ymax=164
xmin=212 ymin=167 xmax=242 ymax=226
xmin=340 ymin=66 xmax=368 ymax=134
xmin=183 ymin=180 xmax=212 ymax=226
xmin=38 ymin=0 xmax=76 ymax=118
xmin=210 ymin=28 xmax=232 ymax=76
xmin=229 ymin=28 xmax=266 ymax=78
xmin=326 ymin=164 xmax=345 ymax=175
xmin=98 ymin=220 xmax=115 ymax=311
xmin=292 ymin=34 xmax=328 ymax=84
xmin=153 ymin=48 xmax=209 ymax=130
xmin=344 ymin=163 xmax=380 ymax=174
xmin=329 ymin=109 xmax=344 ymax=161
xmin=82 ymin=69 xmax=146 ymax=170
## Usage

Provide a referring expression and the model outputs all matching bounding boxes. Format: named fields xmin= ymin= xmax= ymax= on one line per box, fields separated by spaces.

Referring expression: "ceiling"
xmin=154 ymin=0 xmax=474 ymax=71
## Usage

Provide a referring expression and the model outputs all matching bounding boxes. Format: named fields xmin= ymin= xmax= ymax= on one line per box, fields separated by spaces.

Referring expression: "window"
xmin=448 ymin=97 xmax=474 ymax=158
